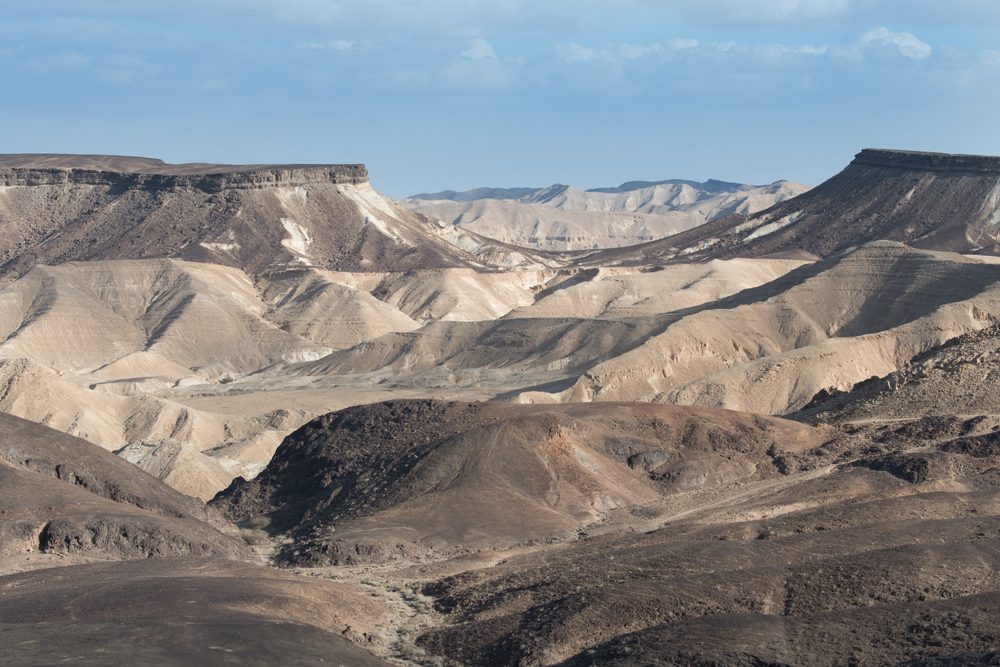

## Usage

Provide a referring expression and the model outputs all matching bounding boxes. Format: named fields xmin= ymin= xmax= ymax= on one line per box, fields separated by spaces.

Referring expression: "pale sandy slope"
xmin=0 ymin=259 xmax=556 ymax=499
xmin=404 ymin=180 xmax=809 ymax=250
xmin=0 ymin=254 xmax=801 ymax=499
xmin=565 ymin=242 xmax=1000 ymax=414
xmin=3 ymin=242 xmax=999 ymax=502
xmin=286 ymin=242 xmax=1000 ymax=420
xmin=288 ymin=256 xmax=811 ymax=386
xmin=509 ymin=258 xmax=810 ymax=320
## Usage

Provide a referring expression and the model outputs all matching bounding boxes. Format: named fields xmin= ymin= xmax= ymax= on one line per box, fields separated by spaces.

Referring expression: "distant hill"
xmin=403 ymin=178 xmax=809 ymax=250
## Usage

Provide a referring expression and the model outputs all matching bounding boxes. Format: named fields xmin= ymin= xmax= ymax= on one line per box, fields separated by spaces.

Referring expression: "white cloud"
xmin=618 ymin=43 xmax=661 ymax=60
xmin=981 ymin=50 xmax=1000 ymax=67
xmin=296 ymin=39 xmax=360 ymax=51
xmin=556 ymin=38 xmax=706 ymax=64
xmin=556 ymin=38 xmax=826 ymax=66
xmin=667 ymin=38 xmax=701 ymax=51
xmin=556 ymin=42 xmax=597 ymax=63
xmin=460 ymin=38 xmax=498 ymax=61
xmin=860 ymin=27 xmax=932 ymax=60
xmin=755 ymin=43 xmax=830 ymax=60
xmin=445 ymin=38 xmax=514 ymax=89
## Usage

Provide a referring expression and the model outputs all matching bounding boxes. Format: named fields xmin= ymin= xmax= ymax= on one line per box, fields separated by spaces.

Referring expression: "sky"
xmin=2 ymin=1 xmax=999 ymax=196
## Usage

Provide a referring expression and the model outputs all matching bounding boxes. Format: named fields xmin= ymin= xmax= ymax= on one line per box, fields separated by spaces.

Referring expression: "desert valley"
xmin=0 ymin=147 xmax=999 ymax=665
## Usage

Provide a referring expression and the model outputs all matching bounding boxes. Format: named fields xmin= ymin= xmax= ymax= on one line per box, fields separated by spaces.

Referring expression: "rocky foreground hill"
xmin=3 ymin=149 xmax=1000 ymax=664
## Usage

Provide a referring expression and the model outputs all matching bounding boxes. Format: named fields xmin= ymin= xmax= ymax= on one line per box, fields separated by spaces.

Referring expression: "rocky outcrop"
xmin=0 ymin=164 xmax=369 ymax=191
xmin=852 ymin=148 xmax=1000 ymax=174
xmin=0 ymin=413 xmax=248 ymax=563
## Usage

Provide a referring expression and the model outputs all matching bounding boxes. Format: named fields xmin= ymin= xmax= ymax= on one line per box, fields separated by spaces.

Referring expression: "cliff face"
xmin=0 ymin=163 xmax=369 ymax=191
xmin=0 ymin=155 xmax=538 ymax=280
xmin=851 ymin=148 xmax=1000 ymax=174
xmin=584 ymin=148 xmax=1000 ymax=265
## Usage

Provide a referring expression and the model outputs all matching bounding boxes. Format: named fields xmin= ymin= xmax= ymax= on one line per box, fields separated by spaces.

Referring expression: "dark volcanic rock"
xmin=212 ymin=400 xmax=832 ymax=566
xmin=852 ymin=452 xmax=934 ymax=483
xmin=416 ymin=474 xmax=1000 ymax=666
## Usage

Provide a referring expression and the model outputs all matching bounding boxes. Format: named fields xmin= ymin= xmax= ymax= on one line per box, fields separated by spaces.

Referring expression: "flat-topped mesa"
xmin=0 ymin=154 xmax=368 ymax=191
xmin=578 ymin=146 xmax=1000 ymax=266
xmin=852 ymin=148 xmax=1000 ymax=174
xmin=0 ymin=153 xmax=554 ymax=280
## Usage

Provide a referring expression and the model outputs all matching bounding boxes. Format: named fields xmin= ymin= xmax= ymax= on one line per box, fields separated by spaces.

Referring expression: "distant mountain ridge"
xmin=403 ymin=177 xmax=809 ymax=250
xmin=409 ymin=177 xmax=759 ymax=201
xmin=588 ymin=177 xmax=745 ymax=194
xmin=408 ymin=186 xmax=544 ymax=202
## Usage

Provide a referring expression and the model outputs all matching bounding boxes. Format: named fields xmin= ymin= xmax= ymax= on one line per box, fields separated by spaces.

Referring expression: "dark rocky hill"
xmin=0 ymin=412 xmax=247 ymax=564
xmin=211 ymin=399 xmax=832 ymax=566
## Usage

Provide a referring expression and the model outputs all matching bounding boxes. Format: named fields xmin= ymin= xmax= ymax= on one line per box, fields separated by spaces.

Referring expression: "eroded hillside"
xmin=4 ymin=150 xmax=1000 ymax=665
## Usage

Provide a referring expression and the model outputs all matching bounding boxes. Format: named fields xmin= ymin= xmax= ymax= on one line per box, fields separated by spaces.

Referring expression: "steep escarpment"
xmin=586 ymin=148 xmax=1000 ymax=265
xmin=0 ymin=154 xmax=369 ymax=190
xmin=0 ymin=154 xmax=551 ymax=282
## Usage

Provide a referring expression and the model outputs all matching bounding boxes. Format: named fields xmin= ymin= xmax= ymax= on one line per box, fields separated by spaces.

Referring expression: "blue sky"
xmin=2 ymin=1 xmax=999 ymax=195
